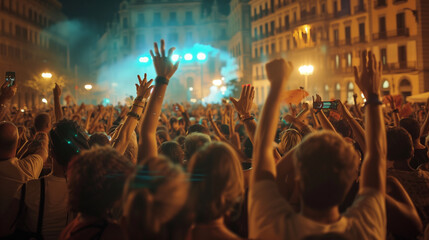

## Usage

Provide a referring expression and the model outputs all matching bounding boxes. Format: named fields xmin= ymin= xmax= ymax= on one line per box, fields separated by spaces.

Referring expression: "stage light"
xmin=184 ymin=53 xmax=193 ymax=61
xmin=212 ymin=79 xmax=222 ymax=86
xmin=41 ymin=72 xmax=52 ymax=79
xmin=139 ymin=56 xmax=149 ymax=63
xmin=197 ymin=52 xmax=207 ymax=61
xmin=171 ymin=54 xmax=180 ymax=62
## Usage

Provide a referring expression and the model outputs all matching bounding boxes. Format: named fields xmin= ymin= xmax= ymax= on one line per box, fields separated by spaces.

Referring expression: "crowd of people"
xmin=0 ymin=40 xmax=428 ymax=240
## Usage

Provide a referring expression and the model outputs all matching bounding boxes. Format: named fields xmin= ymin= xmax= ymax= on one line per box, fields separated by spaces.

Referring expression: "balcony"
xmin=374 ymin=0 xmax=387 ymax=8
xmin=353 ymin=35 xmax=368 ymax=44
xmin=383 ymin=61 xmax=417 ymax=72
xmin=354 ymin=4 xmax=366 ymax=14
xmin=372 ymin=28 xmax=409 ymax=40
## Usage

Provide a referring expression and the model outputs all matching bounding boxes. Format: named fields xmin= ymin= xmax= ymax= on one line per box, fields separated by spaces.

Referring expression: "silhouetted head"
xmin=0 ymin=121 xmax=19 ymax=159
xmin=386 ymin=127 xmax=414 ymax=162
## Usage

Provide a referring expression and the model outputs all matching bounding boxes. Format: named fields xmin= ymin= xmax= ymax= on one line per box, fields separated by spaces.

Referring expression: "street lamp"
xmin=298 ymin=65 xmax=314 ymax=91
xmin=84 ymin=84 xmax=93 ymax=90
xmin=41 ymin=72 xmax=52 ymax=79
xmin=189 ymin=87 xmax=194 ymax=91
xmin=212 ymin=79 xmax=222 ymax=87
xmin=42 ymin=98 xmax=48 ymax=104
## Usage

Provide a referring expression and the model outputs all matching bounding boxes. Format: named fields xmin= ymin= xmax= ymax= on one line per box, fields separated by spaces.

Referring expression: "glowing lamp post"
xmin=41 ymin=72 xmax=52 ymax=79
xmin=84 ymin=84 xmax=93 ymax=90
xmin=196 ymin=52 xmax=207 ymax=100
xmin=42 ymin=98 xmax=48 ymax=104
xmin=298 ymin=65 xmax=314 ymax=91
xmin=139 ymin=56 xmax=149 ymax=63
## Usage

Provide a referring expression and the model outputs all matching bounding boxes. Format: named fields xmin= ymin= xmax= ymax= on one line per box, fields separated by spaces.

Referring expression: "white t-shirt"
xmin=14 ymin=175 xmax=72 ymax=240
xmin=248 ymin=180 xmax=386 ymax=240
xmin=0 ymin=154 xmax=43 ymax=215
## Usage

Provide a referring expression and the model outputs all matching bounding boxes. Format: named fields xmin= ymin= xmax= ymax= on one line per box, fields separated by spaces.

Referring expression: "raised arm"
xmin=312 ymin=94 xmax=336 ymax=132
xmin=0 ymin=81 xmax=17 ymax=120
xmin=113 ymin=74 xmax=153 ymax=155
xmin=338 ymin=101 xmax=366 ymax=153
xmin=53 ymin=83 xmax=63 ymax=122
xmin=137 ymin=40 xmax=179 ymax=163
xmin=251 ymin=59 xmax=293 ymax=184
xmin=230 ymin=84 xmax=257 ymax=144
xmin=355 ymin=51 xmax=386 ymax=193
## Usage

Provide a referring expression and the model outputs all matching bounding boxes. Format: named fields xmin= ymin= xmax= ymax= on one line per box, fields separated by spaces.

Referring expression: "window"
xmin=271 ymin=43 xmax=275 ymax=52
xmin=136 ymin=34 xmax=145 ymax=49
xmin=293 ymin=12 xmax=297 ymax=22
xmin=137 ymin=13 xmax=145 ymax=27
xmin=154 ymin=33 xmax=162 ymax=42
xmin=382 ymin=79 xmax=390 ymax=95
xmin=321 ymin=3 xmax=326 ymax=13
xmin=398 ymin=45 xmax=407 ymax=68
xmin=379 ymin=17 xmax=386 ymax=38
xmin=168 ymin=32 xmax=178 ymax=43
xmin=333 ymin=29 xmax=339 ymax=46
xmin=347 ymin=82 xmax=354 ymax=103
xmin=264 ymin=23 xmax=268 ymax=35
xmin=185 ymin=11 xmax=193 ymax=24
xmin=335 ymin=54 xmax=340 ymax=69
xmin=377 ymin=0 xmax=387 ymax=7
xmin=259 ymin=26 xmax=263 ymax=37
xmin=347 ymin=52 xmax=352 ymax=67
xmin=123 ymin=17 xmax=128 ymax=29
xmin=28 ymin=8 xmax=32 ymax=19
xmin=380 ymin=48 xmax=387 ymax=66
xmin=286 ymin=39 xmax=290 ymax=50
xmin=359 ymin=23 xmax=365 ymax=42
xmin=153 ymin=12 xmax=162 ymax=26
xmin=186 ymin=31 xmax=193 ymax=44
xmin=345 ymin=26 xmax=351 ymax=44
xmin=254 ymin=47 xmax=258 ymax=57
xmin=285 ymin=15 xmax=290 ymax=29
xmin=265 ymin=45 xmax=269 ymax=54
xmin=270 ymin=21 xmax=275 ymax=35
xmin=335 ymin=83 xmax=341 ymax=99
xmin=254 ymin=28 xmax=257 ymax=38
xmin=123 ymin=36 xmax=128 ymax=46
xmin=396 ymin=12 xmax=406 ymax=35
xmin=168 ymin=12 xmax=177 ymax=26
xmin=260 ymin=46 xmax=263 ymax=55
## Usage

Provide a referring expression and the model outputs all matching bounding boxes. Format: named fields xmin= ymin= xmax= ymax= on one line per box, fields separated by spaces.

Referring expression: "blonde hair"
xmin=122 ymin=156 xmax=189 ymax=239
xmin=278 ymin=129 xmax=302 ymax=155
xmin=187 ymin=142 xmax=244 ymax=223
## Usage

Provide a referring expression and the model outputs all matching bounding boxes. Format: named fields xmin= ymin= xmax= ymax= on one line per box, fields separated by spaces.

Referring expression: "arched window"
xmin=324 ymin=84 xmax=330 ymax=100
xmin=335 ymin=83 xmax=341 ymax=99
xmin=347 ymin=82 xmax=354 ymax=102
xmin=399 ymin=78 xmax=412 ymax=100
xmin=381 ymin=79 xmax=390 ymax=96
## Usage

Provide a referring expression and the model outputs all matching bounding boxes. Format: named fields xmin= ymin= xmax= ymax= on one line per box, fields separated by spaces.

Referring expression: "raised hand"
xmin=265 ymin=59 xmax=293 ymax=89
xmin=230 ymin=84 xmax=255 ymax=117
xmin=0 ymin=81 xmax=17 ymax=101
xmin=149 ymin=39 xmax=179 ymax=80
xmin=175 ymin=103 xmax=185 ymax=113
xmin=354 ymin=50 xmax=382 ymax=98
xmin=136 ymin=73 xmax=154 ymax=99
xmin=53 ymin=83 xmax=61 ymax=98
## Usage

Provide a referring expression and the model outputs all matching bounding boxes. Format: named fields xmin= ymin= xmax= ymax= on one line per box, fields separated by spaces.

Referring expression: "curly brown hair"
xmin=67 ymin=146 xmax=134 ymax=217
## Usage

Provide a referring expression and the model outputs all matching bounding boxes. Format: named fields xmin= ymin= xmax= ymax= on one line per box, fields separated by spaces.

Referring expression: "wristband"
xmin=127 ymin=111 xmax=140 ymax=120
xmin=242 ymin=116 xmax=254 ymax=122
xmin=392 ymin=109 xmax=399 ymax=113
xmin=135 ymin=96 xmax=144 ymax=102
xmin=133 ymin=104 xmax=145 ymax=108
xmin=155 ymin=76 xmax=169 ymax=86
xmin=239 ymin=113 xmax=252 ymax=120
xmin=365 ymin=93 xmax=382 ymax=106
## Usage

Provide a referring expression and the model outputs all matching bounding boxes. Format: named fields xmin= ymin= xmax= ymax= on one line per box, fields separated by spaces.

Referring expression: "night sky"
xmin=59 ymin=0 xmax=122 ymax=33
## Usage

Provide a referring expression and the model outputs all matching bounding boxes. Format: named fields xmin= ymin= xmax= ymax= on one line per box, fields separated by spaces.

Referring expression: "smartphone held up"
xmin=5 ymin=72 xmax=15 ymax=87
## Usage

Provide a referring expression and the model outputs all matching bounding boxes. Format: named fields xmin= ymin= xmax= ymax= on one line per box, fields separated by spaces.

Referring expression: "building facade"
xmin=228 ymin=0 xmax=252 ymax=84
xmin=94 ymin=0 xmax=230 ymax=103
xmin=249 ymin=0 xmax=428 ymax=105
xmin=0 ymin=0 xmax=69 ymax=108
